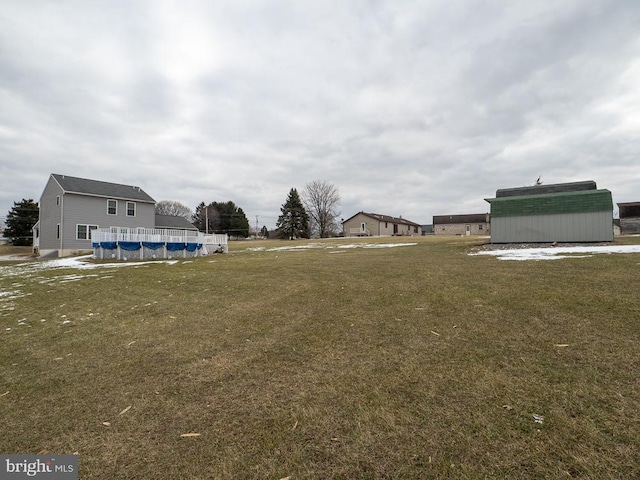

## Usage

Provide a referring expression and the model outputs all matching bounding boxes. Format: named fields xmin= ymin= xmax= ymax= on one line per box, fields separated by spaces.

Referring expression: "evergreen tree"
xmin=4 ymin=199 xmax=39 ymax=246
xmin=260 ymin=225 xmax=269 ymax=238
xmin=193 ymin=201 xmax=210 ymax=232
xmin=228 ymin=205 xmax=250 ymax=238
xmin=276 ymin=188 xmax=310 ymax=240
xmin=194 ymin=201 xmax=250 ymax=237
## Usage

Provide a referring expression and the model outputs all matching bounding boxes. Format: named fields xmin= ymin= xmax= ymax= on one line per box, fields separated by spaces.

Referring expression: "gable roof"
xmin=155 ymin=214 xmax=198 ymax=231
xmin=342 ymin=211 xmax=421 ymax=227
xmin=433 ymin=213 xmax=488 ymax=224
xmin=51 ymin=174 xmax=155 ymax=203
xmin=617 ymin=202 xmax=640 ymax=218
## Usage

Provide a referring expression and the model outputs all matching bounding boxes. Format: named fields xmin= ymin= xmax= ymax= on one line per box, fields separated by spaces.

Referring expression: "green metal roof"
xmin=486 ymin=189 xmax=613 ymax=218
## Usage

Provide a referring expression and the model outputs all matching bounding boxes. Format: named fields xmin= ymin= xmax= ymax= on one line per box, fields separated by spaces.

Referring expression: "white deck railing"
xmin=201 ymin=233 xmax=229 ymax=246
xmin=91 ymin=228 xmax=228 ymax=260
xmin=91 ymin=227 xmax=227 ymax=246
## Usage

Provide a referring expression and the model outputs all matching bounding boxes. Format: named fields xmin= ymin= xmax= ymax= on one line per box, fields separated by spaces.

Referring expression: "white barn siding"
xmin=491 ymin=212 xmax=614 ymax=243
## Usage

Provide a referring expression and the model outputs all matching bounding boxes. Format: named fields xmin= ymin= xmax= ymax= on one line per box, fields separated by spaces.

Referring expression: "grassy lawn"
xmin=1 ymin=236 xmax=639 ymax=479
xmin=0 ymin=245 xmax=33 ymax=256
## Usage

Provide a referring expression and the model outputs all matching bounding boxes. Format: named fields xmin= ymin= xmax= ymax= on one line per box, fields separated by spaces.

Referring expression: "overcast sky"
xmin=1 ymin=0 xmax=639 ymax=229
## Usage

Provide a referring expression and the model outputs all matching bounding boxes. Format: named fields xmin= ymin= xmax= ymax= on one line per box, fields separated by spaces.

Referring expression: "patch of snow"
xmin=0 ymin=256 xmax=179 ymax=286
xmin=470 ymin=244 xmax=640 ymax=261
xmin=361 ymin=243 xmax=417 ymax=249
xmin=265 ymin=244 xmax=324 ymax=252
xmin=38 ymin=255 xmax=179 ymax=270
xmin=0 ymin=255 xmax=33 ymax=262
xmin=244 ymin=242 xmax=418 ymax=252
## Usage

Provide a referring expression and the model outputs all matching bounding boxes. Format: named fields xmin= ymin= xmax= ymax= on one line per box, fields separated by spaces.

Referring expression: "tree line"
xmin=157 ymin=180 xmax=341 ymax=240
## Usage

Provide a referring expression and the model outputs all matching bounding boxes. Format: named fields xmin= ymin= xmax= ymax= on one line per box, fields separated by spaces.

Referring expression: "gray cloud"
xmin=1 ymin=0 xmax=639 ymax=228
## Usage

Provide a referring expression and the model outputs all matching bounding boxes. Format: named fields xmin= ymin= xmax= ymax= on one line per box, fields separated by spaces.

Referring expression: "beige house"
xmin=342 ymin=212 xmax=421 ymax=237
xmin=433 ymin=213 xmax=490 ymax=236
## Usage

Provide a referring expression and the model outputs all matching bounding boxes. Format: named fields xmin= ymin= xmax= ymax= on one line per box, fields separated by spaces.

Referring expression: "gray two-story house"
xmin=34 ymin=174 xmax=157 ymax=257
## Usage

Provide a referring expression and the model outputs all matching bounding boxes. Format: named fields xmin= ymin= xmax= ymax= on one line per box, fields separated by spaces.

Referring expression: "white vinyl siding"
xmin=38 ymin=174 xmax=157 ymax=256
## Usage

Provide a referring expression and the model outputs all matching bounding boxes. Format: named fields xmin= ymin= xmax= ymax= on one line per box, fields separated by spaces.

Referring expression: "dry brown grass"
xmin=1 ymin=235 xmax=639 ymax=478
xmin=0 ymin=245 xmax=33 ymax=256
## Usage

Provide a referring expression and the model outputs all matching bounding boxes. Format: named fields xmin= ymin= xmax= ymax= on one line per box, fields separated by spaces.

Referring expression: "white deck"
xmin=91 ymin=227 xmax=228 ymax=260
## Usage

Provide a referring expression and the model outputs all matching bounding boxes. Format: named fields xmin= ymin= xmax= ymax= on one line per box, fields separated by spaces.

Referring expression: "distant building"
xmin=433 ymin=214 xmax=490 ymax=236
xmin=421 ymin=224 xmax=434 ymax=235
xmin=155 ymin=214 xmax=198 ymax=231
xmin=485 ymin=180 xmax=613 ymax=243
xmin=342 ymin=212 xmax=421 ymax=237
xmin=617 ymin=202 xmax=640 ymax=235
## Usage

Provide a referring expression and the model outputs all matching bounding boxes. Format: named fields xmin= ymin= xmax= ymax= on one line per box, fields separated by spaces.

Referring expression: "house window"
xmin=385 ymin=222 xmax=388 ymax=228
xmin=56 ymin=195 xmax=60 ymax=206
xmin=77 ymin=224 xmax=99 ymax=240
xmin=107 ymin=199 xmax=117 ymax=215
xmin=478 ymin=224 xmax=483 ymax=230
xmin=56 ymin=224 xmax=60 ymax=239
xmin=126 ymin=202 xmax=136 ymax=217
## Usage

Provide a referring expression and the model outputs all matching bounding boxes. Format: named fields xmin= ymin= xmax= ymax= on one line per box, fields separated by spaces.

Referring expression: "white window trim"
xmin=126 ymin=201 xmax=136 ymax=217
xmin=107 ymin=199 xmax=117 ymax=215
xmin=76 ymin=224 xmax=99 ymax=240
xmin=56 ymin=223 xmax=60 ymax=239
xmin=56 ymin=195 xmax=60 ymax=206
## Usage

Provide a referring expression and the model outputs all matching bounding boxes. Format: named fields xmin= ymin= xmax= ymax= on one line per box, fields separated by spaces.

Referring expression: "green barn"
xmin=485 ymin=181 xmax=613 ymax=243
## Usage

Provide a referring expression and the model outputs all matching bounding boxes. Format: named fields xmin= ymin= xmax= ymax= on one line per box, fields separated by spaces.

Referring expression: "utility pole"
xmin=255 ymin=215 xmax=259 ymax=239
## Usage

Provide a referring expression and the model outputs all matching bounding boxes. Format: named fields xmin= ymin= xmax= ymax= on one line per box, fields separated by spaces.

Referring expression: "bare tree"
xmin=155 ymin=200 xmax=194 ymax=220
xmin=303 ymin=180 xmax=341 ymax=238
